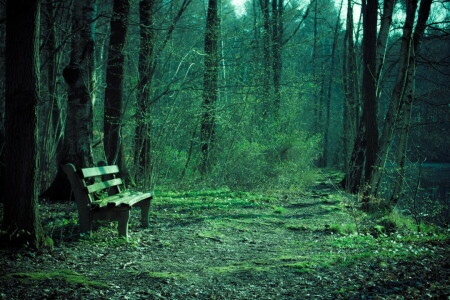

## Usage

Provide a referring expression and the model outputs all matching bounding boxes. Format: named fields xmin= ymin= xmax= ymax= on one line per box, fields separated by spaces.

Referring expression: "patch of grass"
xmin=154 ymin=188 xmax=277 ymax=203
xmin=327 ymin=223 xmax=357 ymax=235
xmin=272 ymin=206 xmax=287 ymax=214
xmin=3 ymin=270 xmax=108 ymax=287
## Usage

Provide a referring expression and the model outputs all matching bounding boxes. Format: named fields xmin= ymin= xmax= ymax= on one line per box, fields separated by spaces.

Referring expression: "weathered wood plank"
xmin=108 ymin=193 xmax=152 ymax=207
xmin=85 ymin=178 xmax=122 ymax=194
xmin=81 ymin=165 xmax=120 ymax=178
xmin=91 ymin=192 xmax=152 ymax=209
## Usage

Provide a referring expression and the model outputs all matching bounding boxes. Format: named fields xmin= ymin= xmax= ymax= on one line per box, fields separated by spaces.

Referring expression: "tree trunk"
xmin=271 ymin=0 xmax=282 ymax=114
xmin=200 ymin=0 xmax=220 ymax=177
xmin=375 ymin=0 xmax=396 ymax=96
xmin=368 ymin=0 xmax=432 ymax=202
xmin=0 ymin=1 xmax=7 ymax=204
xmin=389 ymin=81 xmax=414 ymax=206
xmin=40 ymin=0 xmax=96 ymax=201
xmin=63 ymin=0 xmax=95 ymax=166
xmin=341 ymin=0 xmax=359 ymax=167
xmin=134 ymin=0 xmax=155 ymax=185
xmin=260 ymin=0 xmax=272 ymax=118
xmin=342 ymin=0 xmax=379 ymax=201
xmin=367 ymin=0 xmax=417 ymax=200
xmin=2 ymin=0 xmax=46 ymax=248
xmin=40 ymin=0 xmax=61 ymax=193
xmin=104 ymin=0 xmax=130 ymax=166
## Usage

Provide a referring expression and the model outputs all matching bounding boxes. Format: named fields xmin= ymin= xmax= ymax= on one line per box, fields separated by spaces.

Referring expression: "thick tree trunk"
xmin=342 ymin=0 xmax=379 ymax=201
xmin=0 ymin=2 xmax=6 ymax=204
xmin=63 ymin=0 xmax=95 ymax=167
xmin=2 ymin=0 xmax=46 ymax=248
xmin=104 ymin=0 xmax=130 ymax=166
xmin=200 ymin=0 xmax=220 ymax=176
xmin=40 ymin=0 xmax=96 ymax=201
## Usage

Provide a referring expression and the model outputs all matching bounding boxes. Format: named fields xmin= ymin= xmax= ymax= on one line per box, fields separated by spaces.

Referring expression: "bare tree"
xmin=200 ymin=0 xmax=220 ymax=176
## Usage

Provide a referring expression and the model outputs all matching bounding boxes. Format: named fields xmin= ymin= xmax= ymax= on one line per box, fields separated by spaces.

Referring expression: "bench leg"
xmin=78 ymin=211 xmax=92 ymax=236
xmin=140 ymin=198 xmax=151 ymax=228
xmin=117 ymin=210 xmax=130 ymax=238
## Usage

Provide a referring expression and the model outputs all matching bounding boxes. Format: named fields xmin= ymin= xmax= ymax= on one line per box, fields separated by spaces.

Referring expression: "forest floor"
xmin=1 ymin=171 xmax=449 ymax=299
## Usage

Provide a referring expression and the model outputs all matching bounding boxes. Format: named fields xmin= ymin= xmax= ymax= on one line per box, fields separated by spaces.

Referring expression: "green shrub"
xmin=216 ymin=132 xmax=320 ymax=190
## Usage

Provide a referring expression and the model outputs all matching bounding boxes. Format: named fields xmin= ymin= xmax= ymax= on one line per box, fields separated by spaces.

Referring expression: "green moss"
xmin=3 ymin=270 xmax=108 ymax=287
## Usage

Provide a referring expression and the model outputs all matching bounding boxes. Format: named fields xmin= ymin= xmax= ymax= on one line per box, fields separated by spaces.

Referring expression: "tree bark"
xmin=135 ymin=0 xmax=156 ymax=185
xmin=389 ymin=81 xmax=414 ymax=206
xmin=259 ymin=0 xmax=272 ymax=118
xmin=200 ymin=0 xmax=220 ymax=176
xmin=63 ymin=0 xmax=95 ymax=167
xmin=2 ymin=0 xmax=46 ymax=248
xmin=40 ymin=0 xmax=96 ymax=201
xmin=375 ymin=0 xmax=396 ymax=96
xmin=368 ymin=0 xmax=432 ymax=202
xmin=341 ymin=0 xmax=359 ymax=167
xmin=104 ymin=0 xmax=130 ymax=166
xmin=342 ymin=0 xmax=379 ymax=200
xmin=271 ymin=0 xmax=282 ymax=114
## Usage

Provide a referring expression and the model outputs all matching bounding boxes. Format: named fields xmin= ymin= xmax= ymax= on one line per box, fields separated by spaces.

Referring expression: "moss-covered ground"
xmin=1 ymin=172 xmax=448 ymax=299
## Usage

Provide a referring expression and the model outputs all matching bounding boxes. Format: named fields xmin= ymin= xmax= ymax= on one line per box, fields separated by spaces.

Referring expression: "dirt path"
xmin=1 ymin=181 xmax=449 ymax=299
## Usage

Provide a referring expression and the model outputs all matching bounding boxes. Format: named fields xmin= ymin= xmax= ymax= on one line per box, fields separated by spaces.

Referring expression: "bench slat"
xmin=81 ymin=165 xmax=120 ymax=178
xmin=86 ymin=178 xmax=122 ymax=194
xmin=91 ymin=192 xmax=152 ymax=209
xmin=108 ymin=193 xmax=152 ymax=207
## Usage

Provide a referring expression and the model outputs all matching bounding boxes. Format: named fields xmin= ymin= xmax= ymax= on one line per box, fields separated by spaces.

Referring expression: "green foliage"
xmin=376 ymin=209 xmax=438 ymax=234
xmin=217 ymin=132 xmax=320 ymax=190
xmin=327 ymin=223 xmax=357 ymax=235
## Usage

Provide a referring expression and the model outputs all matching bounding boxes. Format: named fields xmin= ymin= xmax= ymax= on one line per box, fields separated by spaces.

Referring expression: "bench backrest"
xmin=63 ymin=163 xmax=123 ymax=208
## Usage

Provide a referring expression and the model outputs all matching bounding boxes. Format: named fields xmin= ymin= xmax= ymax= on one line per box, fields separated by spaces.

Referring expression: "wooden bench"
xmin=63 ymin=162 xmax=152 ymax=239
